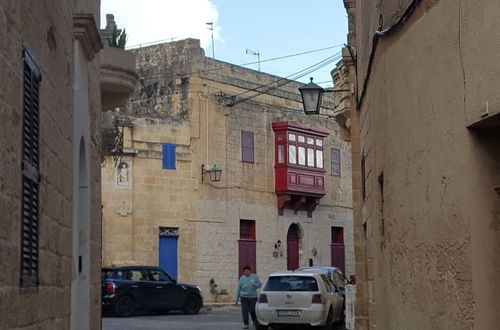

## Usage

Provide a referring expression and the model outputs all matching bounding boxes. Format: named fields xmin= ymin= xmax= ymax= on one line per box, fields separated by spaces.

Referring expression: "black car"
xmin=102 ymin=266 xmax=203 ymax=317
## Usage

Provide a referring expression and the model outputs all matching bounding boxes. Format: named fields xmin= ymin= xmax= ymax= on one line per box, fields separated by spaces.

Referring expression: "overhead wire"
xmin=229 ymin=52 xmax=342 ymax=106
xmin=130 ymin=41 xmax=342 ymax=108
xmin=233 ymin=51 xmax=341 ymax=98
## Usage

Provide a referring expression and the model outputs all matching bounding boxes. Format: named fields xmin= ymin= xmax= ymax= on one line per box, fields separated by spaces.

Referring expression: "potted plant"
xmin=209 ymin=278 xmax=232 ymax=303
xmin=108 ymin=26 xmax=127 ymax=49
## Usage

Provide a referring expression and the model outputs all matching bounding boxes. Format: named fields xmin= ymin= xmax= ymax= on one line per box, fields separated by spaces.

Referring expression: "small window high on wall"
xmin=162 ymin=143 xmax=176 ymax=170
xmin=241 ymin=131 xmax=254 ymax=163
xmin=331 ymin=148 xmax=341 ymax=177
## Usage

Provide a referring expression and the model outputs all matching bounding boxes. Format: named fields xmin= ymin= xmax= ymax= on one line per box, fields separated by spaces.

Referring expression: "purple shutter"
xmin=331 ymin=148 xmax=341 ymax=177
xmin=238 ymin=240 xmax=257 ymax=276
xmin=241 ymin=131 xmax=254 ymax=163
xmin=331 ymin=244 xmax=345 ymax=274
xmin=287 ymin=237 xmax=300 ymax=270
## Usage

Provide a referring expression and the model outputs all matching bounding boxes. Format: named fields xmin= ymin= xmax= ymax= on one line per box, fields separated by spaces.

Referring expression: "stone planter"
xmin=215 ymin=294 xmax=232 ymax=303
xmin=100 ymin=47 xmax=138 ymax=109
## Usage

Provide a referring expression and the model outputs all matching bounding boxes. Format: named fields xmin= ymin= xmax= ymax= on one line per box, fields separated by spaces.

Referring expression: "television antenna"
xmin=206 ymin=22 xmax=215 ymax=59
xmin=246 ymin=48 xmax=261 ymax=71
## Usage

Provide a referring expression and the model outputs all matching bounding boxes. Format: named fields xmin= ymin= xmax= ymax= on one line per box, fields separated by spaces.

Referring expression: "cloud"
xmin=101 ymin=0 xmax=220 ymax=50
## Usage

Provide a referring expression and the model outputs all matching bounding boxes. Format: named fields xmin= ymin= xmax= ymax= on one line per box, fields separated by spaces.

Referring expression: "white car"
xmin=255 ymin=270 xmax=344 ymax=330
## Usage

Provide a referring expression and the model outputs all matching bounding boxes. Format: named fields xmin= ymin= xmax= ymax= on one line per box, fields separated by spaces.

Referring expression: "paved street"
xmin=103 ymin=306 xmax=346 ymax=330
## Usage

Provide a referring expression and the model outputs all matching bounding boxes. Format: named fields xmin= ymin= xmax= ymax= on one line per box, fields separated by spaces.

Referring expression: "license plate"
xmin=277 ymin=310 xmax=301 ymax=317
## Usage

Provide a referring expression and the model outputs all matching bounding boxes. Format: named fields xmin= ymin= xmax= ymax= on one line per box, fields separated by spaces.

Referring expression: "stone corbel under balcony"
xmin=100 ymin=47 xmax=138 ymax=109
xmin=277 ymin=194 xmax=321 ymax=218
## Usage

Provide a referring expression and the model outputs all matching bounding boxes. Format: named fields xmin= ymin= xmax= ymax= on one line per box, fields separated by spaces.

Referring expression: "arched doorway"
xmin=287 ymin=223 xmax=302 ymax=270
xmin=71 ymin=137 xmax=90 ymax=330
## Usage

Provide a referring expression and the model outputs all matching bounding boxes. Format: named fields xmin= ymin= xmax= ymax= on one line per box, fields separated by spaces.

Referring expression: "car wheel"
xmin=255 ymin=323 xmax=268 ymax=330
xmin=114 ymin=295 xmax=136 ymax=317
xmin=182 ymin=294 xmax=202 ymax=314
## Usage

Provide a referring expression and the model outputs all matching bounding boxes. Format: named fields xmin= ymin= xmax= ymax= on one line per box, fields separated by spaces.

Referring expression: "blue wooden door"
xmin=159 ymin=235 xmax=178 ymax=280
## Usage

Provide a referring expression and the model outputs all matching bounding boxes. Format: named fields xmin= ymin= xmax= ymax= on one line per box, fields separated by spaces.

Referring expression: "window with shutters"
xmin=240 ymin=220 xmax=256 ymax=240
xmin=331 ymin=148 xmax=341 ymax=177
xmin=162 ymin=143 xmax=176 ymax=170
xmin=272 ymin=122 xmax=329 ymax=217
xmin=241 ymin=131 xmax=254 ymax=163
xmin=20 ymin=48 xmax=41 ymax=288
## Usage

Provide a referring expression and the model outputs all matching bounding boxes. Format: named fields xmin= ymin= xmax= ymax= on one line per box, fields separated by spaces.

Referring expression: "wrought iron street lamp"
xmin=299 ymin=77 xmax=350 ymax=115
xmin=201 ymin=164 xmax=223 ymax=183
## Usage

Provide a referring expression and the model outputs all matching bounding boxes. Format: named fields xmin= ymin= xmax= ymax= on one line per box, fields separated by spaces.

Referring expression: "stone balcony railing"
xmin=100 ymin=46 xmax=138 ymax=110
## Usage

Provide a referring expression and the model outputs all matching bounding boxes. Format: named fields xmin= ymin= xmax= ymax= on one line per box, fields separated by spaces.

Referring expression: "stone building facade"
xmin=0 ymin=1 xmax=103 ymax=329
xmin=101 ymin=39 xmax=354 ymax=300
xmin=338 ymin=0 xmax=500 ymax=329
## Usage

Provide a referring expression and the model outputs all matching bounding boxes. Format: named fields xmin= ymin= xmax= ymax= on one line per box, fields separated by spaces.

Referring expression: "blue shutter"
xmin=162 ymin=144 xmax=176 ymax=170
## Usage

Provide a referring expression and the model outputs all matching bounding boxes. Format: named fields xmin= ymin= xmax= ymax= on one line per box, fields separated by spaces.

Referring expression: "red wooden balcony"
xmin=272 ymin=121 xmax=329 ymax=217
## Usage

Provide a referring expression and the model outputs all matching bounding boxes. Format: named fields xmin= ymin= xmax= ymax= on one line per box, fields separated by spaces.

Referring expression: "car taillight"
xmin=106 ymin=282 xmax=115 ymax=294
xmin=258 ymin=294 xmax=268 ymax=303
xmin=311 ymin=294 xmax=323 ymax=304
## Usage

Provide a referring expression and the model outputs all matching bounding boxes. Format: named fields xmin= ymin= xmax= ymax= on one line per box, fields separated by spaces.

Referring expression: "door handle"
xmin=131 ymin=285 xmax=139 ymax=288
xmin=156 ymin=286 xmax=164 ymax=289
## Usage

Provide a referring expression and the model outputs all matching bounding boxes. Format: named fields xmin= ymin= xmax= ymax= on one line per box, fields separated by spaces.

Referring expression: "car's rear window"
xmin=101 ymin=269 xmax=113 ymax=280
xmin=264 ymin=276 xmax=318 ymax=292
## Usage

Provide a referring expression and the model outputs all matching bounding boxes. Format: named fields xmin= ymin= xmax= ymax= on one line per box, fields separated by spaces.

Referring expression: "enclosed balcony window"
xmin=286 ymin=132 xmax=324 ymax=169
xmin=289 ymin=145 xmax=297 ymax=164
xmin=278 ymin=144 xmax=284 ymax=163
xmin=272 ymin=121 xmax=329 ymax=218
xmin=307 ymin=148 xmax=315 ymax=167
xmin=316 ymin=150 xmax=323 ymax=169
xmin=298 ymin=146 xmax=306 ymax=165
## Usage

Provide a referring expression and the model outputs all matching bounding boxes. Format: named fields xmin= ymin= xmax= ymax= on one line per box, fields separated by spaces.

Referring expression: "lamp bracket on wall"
xmin=201 ymin=164 xmax=223 ymax=183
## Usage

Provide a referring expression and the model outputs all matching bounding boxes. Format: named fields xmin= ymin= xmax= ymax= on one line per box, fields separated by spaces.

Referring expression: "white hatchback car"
xmin=255 ymin=270 xmax=344 ymax=330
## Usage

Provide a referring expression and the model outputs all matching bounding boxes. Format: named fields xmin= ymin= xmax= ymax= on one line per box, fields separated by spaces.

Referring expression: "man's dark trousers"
xmin=240 ymin=296 xmax=257 ymax=325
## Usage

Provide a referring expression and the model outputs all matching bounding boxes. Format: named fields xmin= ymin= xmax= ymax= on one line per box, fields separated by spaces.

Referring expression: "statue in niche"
xmin=117 ymin=161 xmax=130 ymax=186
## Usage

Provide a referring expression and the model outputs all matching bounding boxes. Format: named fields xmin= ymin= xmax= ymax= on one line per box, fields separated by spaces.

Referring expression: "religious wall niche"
xmin=116 ymin=160 xmax=132 ymax=188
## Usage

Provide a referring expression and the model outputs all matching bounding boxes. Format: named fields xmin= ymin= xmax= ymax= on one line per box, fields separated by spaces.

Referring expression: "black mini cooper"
xmin=102 ymin=266 xmax=203 ymax=317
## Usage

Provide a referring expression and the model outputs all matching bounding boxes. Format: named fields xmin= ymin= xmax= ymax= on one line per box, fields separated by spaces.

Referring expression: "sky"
xmin=101 ymin=0 xmax=348 ymax=87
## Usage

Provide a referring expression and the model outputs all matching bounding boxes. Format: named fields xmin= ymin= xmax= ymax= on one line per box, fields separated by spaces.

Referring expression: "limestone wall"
xmin=350 ymin=0 xmax=500 ymax=329
xmin=102 ymin=39 xmax=353 ymax=302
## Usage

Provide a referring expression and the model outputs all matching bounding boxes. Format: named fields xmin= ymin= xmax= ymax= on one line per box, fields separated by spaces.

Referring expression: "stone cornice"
xmin=73 ymin=14 xmax=103 ymax=60
xmin=343 ymin=0 xmax=356 ymax=10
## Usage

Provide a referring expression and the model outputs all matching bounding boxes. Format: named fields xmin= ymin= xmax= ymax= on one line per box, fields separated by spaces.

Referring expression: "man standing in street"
xmin=234 ymin=265 xmax=262 ymax=329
